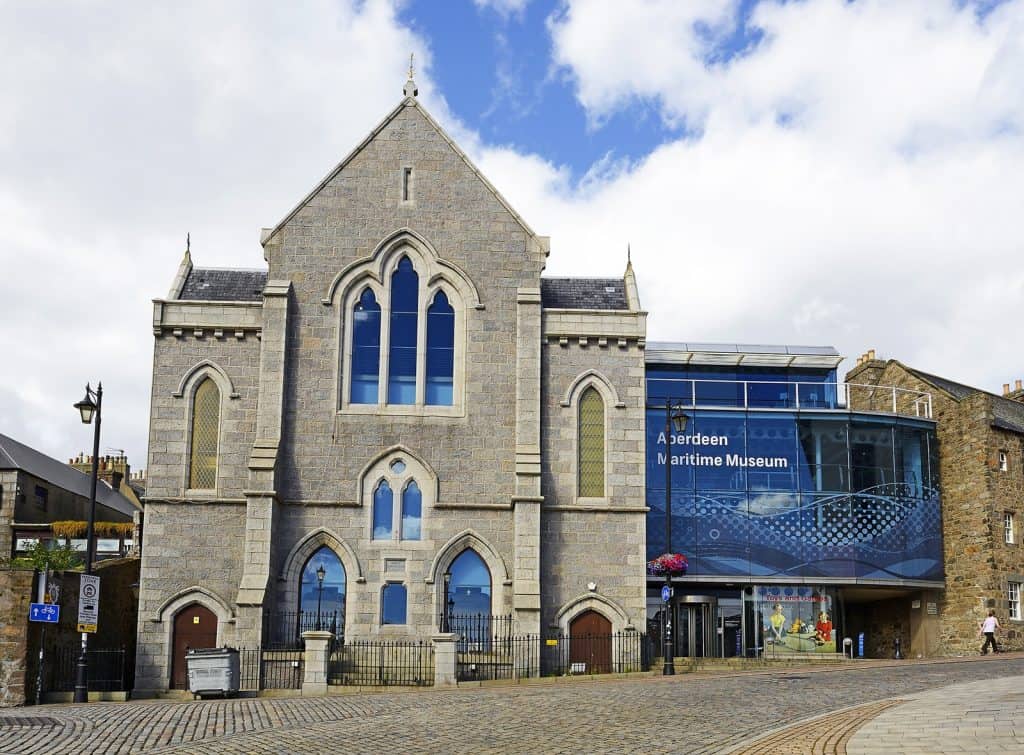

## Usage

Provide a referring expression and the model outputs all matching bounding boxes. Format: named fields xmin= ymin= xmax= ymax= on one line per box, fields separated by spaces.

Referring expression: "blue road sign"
xmin=29 ymin=603 xmax=59 ymax=623
xmin=661 ymin=585 xmax=673 ymax=603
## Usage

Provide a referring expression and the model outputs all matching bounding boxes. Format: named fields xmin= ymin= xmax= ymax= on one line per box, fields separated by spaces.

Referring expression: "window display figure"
xmin=815 ymin=611 xmax=833 ymax=646
xmin=767 ymin=603 xmax=786 ymax=644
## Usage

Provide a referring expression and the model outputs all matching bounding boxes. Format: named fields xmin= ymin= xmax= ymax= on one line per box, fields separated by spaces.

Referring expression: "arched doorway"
xmin=569 ymin=610 xmax=612 ymax=674
xmin=171 ymin=605 xmax=217 ymax=689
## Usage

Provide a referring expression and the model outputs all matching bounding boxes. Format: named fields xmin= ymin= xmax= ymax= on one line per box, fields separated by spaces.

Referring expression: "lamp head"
xmin=671 ymin=408 xmax=688 ymax=433
xmin=316 ymin=563 xmax=326 ymax=584
xmin=74 ymin=385 xmax=97 ymax=424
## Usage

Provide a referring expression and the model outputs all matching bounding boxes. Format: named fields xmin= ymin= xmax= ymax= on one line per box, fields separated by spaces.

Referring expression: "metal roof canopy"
xmin=646 ymin=342 xmax=843 ymax=369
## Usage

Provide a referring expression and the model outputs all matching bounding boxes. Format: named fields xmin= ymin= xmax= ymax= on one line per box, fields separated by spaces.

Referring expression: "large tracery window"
xmin=578 ymin=386 xmax=606 ymax=497
xmin=189 ymin=377 xmax=220 ymax=490
xmin=344 ymin=251 xmax=459 ymax=410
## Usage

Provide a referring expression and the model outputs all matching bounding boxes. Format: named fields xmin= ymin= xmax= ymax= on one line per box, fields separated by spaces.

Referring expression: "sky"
xmin=1 ymin=0 xmax=1022 ymax=472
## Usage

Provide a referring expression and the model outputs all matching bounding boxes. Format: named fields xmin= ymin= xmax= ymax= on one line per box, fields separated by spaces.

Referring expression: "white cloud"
xmin=474 ymin=0 xmax=532 ymax=18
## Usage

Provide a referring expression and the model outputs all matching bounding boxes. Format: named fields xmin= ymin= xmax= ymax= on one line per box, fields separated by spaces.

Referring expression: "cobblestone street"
xmin=1 ymin=657 xmax=1022 ymax=754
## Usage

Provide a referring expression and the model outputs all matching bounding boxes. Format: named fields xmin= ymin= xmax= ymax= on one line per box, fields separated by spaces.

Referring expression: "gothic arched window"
xmin=350 ymin=288 xmax=382 ymax=404
xmin=189 ymin=378 xmax=220 ymax=489
xmin=578 ymin=386 xmax=605 ymax=497
xmin=401 ymin=480 xmax=422 ymax=541
xmin=298 ymin=546 xmax=346 ymax=631
xmin=425 ymin=291 xmax=455 ymax=405
xmin=372 ymin=480 xmax=393 ymax=540
xmin=387 ymin=256 xmax=419 ymax=405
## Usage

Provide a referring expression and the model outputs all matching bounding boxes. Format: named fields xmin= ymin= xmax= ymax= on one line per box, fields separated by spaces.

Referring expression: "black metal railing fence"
xmin=237 ymin=647 xmax=304 ymax=690
xmin=47 ymin=645 xmax=131 ymax=692
xmin=262 ymin=610 xmax=343 ymax=649
xmin=327 ymin=639 xmax=433 ymax=687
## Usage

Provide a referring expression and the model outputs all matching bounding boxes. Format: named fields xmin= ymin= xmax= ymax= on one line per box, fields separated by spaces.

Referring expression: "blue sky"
xmin=1 ymin=0 xmax=1022 ymax=467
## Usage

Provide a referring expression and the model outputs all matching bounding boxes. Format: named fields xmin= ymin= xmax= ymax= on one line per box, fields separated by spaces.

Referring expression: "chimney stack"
xmin=1004 ymin=383 xmax=1011 ymax=396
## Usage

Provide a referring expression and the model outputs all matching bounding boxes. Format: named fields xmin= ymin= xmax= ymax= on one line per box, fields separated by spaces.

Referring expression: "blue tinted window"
xmin=299 ymin=546 xmax=346 ymax=620
xmin=746 ymin=414 xmax=799 ymax=491
xmin=425 ymin=290 xmax=454 ymax=405
xmin=350 ymin=288 xmax=381 ymax=404
xmin=447 ymin=549 xmax=491 ymax=616
xmin=401 ymin=480 xmax=422 ymax=540
xmin=388 ymin=257 xmax=419 ymax=404
xmin=372 ymin=480 xmax=393 ymax=540
xmin=381 ymin=583 xmax=407 ymax=625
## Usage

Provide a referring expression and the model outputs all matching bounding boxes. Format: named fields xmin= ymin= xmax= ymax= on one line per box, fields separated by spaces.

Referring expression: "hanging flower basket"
xmin=647 ymin=553 xmax=689 ymax=577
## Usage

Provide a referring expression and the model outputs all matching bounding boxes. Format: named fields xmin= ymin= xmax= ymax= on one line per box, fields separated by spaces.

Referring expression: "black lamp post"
xmin=315 ymin=563 xmax=326 ymax=631
xmin=663 ymin=400 xmax=688 ymax=677
xmin=441 ymin=572 xmax=452 ymax=632
xmin=72 ymin=382 xmax=102 ymax=704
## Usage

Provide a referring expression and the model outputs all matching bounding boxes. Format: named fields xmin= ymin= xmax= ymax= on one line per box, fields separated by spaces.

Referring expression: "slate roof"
xmin=540 ymin=278 xmax=628 ymax=310
xmin=907 ymin=368 xmax=1024 ymax=435
xmin=179 ymin=268 xmax=268 ymax=301
xmin=0 ymin=434 xmax=139 ymax=517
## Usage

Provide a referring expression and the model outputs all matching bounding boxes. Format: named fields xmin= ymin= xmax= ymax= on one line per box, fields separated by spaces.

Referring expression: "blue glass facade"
xmin=645 ymin=365 xmax=943 ymax=584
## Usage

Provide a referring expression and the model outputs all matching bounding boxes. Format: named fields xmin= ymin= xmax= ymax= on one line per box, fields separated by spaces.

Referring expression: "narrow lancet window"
xmin=425 ymin=291 xmax=455 ymax=405
xmin=372 ymin=480 xmax=394 ymax=540
xmin=387 ymin=257 xmax=418 ymax=404
xmin=350 ymin=288 xmax=381 ymax=404
xmin=189 ymin=378 xmax=220 ymax=489
xmin=578 ymin=387 xmax=605 ymax=497
xmin=401 ymin=480 xmax=422 ymax=540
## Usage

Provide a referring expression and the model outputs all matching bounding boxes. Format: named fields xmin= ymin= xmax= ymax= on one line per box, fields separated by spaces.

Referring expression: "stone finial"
xmin=403 ymin=53 xmax=418 ymax=97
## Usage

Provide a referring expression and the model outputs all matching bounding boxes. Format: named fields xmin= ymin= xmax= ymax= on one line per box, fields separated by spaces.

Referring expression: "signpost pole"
xmin=73 ymin=382 xmax=102 ymax=704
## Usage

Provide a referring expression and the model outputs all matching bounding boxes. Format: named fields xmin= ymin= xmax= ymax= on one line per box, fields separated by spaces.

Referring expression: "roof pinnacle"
xmin=404 ymin=53 xmax=418 ymax=98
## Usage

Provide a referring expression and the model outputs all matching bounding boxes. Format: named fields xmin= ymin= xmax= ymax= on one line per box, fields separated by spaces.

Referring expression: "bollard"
xmin=893 ymin=636 xmax=904 ymax=660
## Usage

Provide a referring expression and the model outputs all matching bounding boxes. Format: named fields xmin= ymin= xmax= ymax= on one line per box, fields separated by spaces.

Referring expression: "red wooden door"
xmin=171 ymin=605 xmax=218 ymax=689
xmin=569 ymin=610 xmax=612 ymax=673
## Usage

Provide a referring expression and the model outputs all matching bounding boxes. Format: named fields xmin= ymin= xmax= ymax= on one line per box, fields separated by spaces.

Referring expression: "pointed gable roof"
xmin=262 ymin=96 xmax=537 ymax=246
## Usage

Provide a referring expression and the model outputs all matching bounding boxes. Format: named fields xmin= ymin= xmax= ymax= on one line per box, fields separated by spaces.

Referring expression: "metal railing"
xmin=647 ymin=378 xmax=932 ymax=418
xmin=455 ymin=632 xmax=651 ymax=681
xmin=439 ymin=613 xmax=515 ymax=647
xmin=262 ymin=610 xmax=343 ymax=649
xmin=237 ymin=647 xmax=304 ymax=690
xmin=327 ymin=639 xmax=433 ymax=687
xmin=48 ymin=646 xmax=131 ymax=692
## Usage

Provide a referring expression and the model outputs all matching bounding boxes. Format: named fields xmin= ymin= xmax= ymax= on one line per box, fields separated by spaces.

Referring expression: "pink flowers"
xmin=647 ymin=553 xmax=689 ymax=576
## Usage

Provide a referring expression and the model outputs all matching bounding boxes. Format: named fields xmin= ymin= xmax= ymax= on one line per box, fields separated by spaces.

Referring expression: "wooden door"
xmin=171 ymin=605 xmax=218 ymax=689
xmin=569 ymin=610 xmax=612 ymax=673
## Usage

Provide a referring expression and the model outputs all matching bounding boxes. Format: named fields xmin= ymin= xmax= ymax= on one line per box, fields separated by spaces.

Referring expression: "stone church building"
xmin=135 ymin=77 xmax=648 ymax=692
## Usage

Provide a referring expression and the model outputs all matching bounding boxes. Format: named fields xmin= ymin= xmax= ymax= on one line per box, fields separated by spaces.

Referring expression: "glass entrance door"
xmin=673 ymin=597 xmax=716 ymax=658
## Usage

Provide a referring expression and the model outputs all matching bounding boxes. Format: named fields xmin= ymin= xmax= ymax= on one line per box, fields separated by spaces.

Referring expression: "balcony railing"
xmin=647 ymin=379 xmax=932 ymax=418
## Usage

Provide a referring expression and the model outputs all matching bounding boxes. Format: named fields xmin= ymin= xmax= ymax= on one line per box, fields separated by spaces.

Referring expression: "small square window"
xmin=34 ymin=485 xmax=48 ymax=510
xmin=1009 ymin=582 xmax=1021 ymax=620
xmin=1005 ymin=513 xmax=1016 ymax=545
xmin=999 ymin=450 xmax=1008 ymax=472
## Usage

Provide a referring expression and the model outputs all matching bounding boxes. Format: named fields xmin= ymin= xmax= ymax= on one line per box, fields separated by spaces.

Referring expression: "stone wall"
xmin=0 ymin=568 xmax=33 ymax=707
xmin=847 ymin=358 xmax=1024 ymax=655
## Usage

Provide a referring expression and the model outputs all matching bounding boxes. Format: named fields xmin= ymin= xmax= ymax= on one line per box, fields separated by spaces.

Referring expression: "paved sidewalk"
xmin=847 ymin=675 xmax=1024 ymax=754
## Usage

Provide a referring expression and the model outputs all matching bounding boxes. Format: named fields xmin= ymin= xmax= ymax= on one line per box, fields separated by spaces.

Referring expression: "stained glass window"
xmin=578 ymin=387 xmax=605 ymax=497
xmin=189 ymin=378 xmax=220 ymax=489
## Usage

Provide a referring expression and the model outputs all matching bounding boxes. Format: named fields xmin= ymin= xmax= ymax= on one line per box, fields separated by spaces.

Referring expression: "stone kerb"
xmin=431 ymin=633 xmax=457 ymax=687
xmin=301 ymin=631 xmax=334 ymax=696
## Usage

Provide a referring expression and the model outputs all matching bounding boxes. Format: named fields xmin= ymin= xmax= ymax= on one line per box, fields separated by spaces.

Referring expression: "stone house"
xmin=846 ymin=354 xmax=1024 ymax=655
xmin=135 ymin=77 xmax=648 ymax=693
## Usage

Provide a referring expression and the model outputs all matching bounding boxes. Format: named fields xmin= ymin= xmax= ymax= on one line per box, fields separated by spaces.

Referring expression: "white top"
xmin=982 ymin=616 xmax=998 ymax=633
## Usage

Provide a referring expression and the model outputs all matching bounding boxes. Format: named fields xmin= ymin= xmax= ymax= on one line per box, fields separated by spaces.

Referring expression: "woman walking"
xmin=980 ymin=610 xmax=1001 ymax=655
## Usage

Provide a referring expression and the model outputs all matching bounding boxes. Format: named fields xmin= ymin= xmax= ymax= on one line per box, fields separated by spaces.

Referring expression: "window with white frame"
xmin=347 ymin=254 xmax=457 ymax=409
xmin=1006 ymin=512 xmax=1016 ymax=545
xmin=999 ymin=450 xmax=1008 ymax=472
xmin=1009 ymin=582 xmax=1021 ymax=620
xmin=370 ymin=459 xmax=422 ymax=542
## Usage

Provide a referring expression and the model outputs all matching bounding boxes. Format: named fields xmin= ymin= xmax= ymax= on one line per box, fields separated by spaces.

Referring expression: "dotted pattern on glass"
xmin=578 ymin=387 xmax=605 ymax=497
xmin=188 ymin=378 xmax=220 ymax=489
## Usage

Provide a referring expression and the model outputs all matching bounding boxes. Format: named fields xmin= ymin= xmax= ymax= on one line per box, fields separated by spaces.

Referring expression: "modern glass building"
xmin=644 ymin=343 xmax=942 ymax=659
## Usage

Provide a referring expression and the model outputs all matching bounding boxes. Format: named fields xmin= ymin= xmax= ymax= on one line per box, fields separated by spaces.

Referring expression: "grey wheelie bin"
xmin=186 ymin=647 xmax=240 ymax=698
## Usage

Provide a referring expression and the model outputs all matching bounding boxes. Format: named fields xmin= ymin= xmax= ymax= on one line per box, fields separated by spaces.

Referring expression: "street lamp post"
xmin=315 ymin=564 xmax=326 ymax=631
xmin=72 ymin=382 xmax=102 ymax=704
xmin=441 ymin=572 xmax=452 ymax=632
xmin=663 ymin=400 xmax=688 ymax=677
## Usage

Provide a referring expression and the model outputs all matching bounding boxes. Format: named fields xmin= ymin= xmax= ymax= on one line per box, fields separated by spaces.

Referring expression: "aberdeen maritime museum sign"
xmin=656 ymin=431 xmax=790 ymax=469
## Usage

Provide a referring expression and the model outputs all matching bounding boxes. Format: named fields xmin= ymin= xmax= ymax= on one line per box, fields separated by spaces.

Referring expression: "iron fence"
xmin=440 ymin=613 xmax=515 ymax=648
xmin=455 ymin=632 xmax=650 ymax=681
xmin=237 ymin=647 xmax=304 ymax=690
xmin=262 ymin=610 xmax=343 ymax=649
xmin=47 ymin=646 xmax=131 ymax=692
xmin=327 ymin=639 xmax=433 ymax=687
